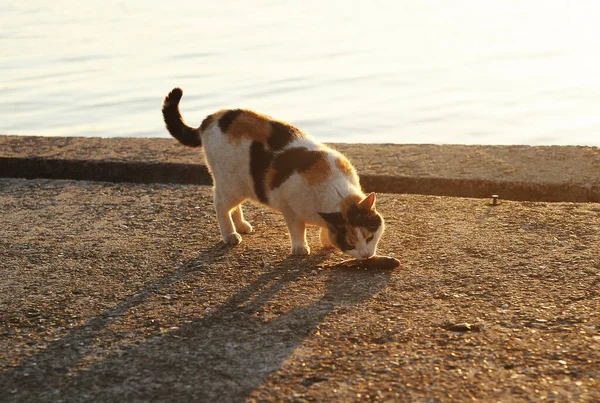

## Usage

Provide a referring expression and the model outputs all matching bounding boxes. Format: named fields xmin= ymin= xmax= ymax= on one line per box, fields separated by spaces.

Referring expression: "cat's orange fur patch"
xmin=335 ymin=156 xmax=355 ymax=177
xmin=342 ymin=218 xmax=370 ymax=247
xmin=300 ymin=153 xmax=331 ymax=185
xmin=226 ymin=110 xmax=272 ymax=143
xmin=264 ymin=151 xmax=331 ymax=190
xmin=346 ymin=224 xmax=359 ymax=244
xmin=360 ymin=227 xmax=370 ymax=239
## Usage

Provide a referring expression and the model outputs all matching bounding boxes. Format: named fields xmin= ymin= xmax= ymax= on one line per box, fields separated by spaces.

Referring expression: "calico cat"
xmin=162 ymin=88 xmax=384 ymax=259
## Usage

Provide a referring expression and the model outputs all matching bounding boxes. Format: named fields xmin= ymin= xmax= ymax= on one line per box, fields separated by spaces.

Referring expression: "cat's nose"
xmin=360 ymin=251 xmax=374 ymax=259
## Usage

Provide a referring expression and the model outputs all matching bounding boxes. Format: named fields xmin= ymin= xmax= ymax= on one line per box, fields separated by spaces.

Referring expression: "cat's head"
xmin=319 ymin=192 xmax=385 ymax=259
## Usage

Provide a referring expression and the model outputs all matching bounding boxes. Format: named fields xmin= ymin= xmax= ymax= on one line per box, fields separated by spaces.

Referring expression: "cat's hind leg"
xmin=232 ymin=204 xmax=253 ymax=234
xmin=214 ymin=188 xmax=244 ymax=245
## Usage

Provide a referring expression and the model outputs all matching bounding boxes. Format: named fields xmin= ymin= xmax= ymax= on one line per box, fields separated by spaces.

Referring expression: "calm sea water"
xmin=2 ymin=0 xmax=600 ymax=145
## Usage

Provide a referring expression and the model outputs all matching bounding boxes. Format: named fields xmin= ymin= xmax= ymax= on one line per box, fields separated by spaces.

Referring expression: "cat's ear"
xmin=358 ymin=192 xmax=376 ymax=211
xmin=318 ymin=212 xmax=345 ymax=229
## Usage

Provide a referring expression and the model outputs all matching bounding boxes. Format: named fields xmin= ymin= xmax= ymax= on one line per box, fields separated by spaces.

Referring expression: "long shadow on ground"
xmin=2 ymin=244 xmax=391 ymax=402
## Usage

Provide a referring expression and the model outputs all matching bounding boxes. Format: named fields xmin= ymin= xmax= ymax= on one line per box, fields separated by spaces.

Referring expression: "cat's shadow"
xmin=3 ymin=243 xmax=392 ymax=402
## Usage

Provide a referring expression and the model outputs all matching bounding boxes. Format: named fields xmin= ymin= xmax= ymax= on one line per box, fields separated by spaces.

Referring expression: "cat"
xmin=161 ymin=87 xmax=385 ymax=259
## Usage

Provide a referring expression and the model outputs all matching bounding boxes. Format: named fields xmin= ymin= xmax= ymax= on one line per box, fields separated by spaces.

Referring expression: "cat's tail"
xmin=162 ymin=88 xmax=202 ymax=147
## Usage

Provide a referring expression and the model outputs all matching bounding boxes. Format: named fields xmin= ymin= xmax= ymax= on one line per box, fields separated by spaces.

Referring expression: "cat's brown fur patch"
xmin=250 ymin=141 xmax=274 ymax=203
xmin=340 ymin=194 xmax=363 ymax=218
xmin=300 ymin=154 xmax=331 ymax=185
xmin=268 ymin=121 xmax=302 ymax=150
xmin=266 ymin=148 xmax=329 ymax=191
xmin=346 ymin=203 xmax=383 ymax=231
xmin=200 ymin=110 xmax=227 ymax=132
xmin=339 ymin=194 xmax=382 ymax=244
xmin=226 ymin=110 xmax=272 ymax=144
xmin=221 ymin=110 xmax=303 ymax=150
xmin=339 ymin=195 xmax=363 ymax=247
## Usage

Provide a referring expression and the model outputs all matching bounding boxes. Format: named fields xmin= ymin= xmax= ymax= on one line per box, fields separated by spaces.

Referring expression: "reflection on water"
xmin=1 ymin=0 xmax=600 ymax=145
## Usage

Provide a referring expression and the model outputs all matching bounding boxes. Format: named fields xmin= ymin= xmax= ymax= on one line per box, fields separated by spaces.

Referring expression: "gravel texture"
xmin=1 ymin=178 xmax=599 ymax=402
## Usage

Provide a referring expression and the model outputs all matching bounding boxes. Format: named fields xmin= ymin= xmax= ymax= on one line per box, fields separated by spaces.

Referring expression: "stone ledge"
xmin=1 ymin=135 xmax=599 ymax=202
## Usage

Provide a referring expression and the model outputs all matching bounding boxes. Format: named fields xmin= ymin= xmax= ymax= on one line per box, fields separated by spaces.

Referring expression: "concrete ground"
xmin=0 ymin=137 xmax=599 ymax=401
xmin=0 ymin=176 xmax=598 ymax=402
xmin=2 ymin=136 xmax=600 ymax=201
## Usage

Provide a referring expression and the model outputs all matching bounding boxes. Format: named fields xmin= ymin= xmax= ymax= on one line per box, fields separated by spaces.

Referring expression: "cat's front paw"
xmin=223 ymin=233 xmax=243 ymax=245
xmin=236 ymin=220 xmax=253 ymax=234
xmin=291 ymin=244 xmax=311 ymax=256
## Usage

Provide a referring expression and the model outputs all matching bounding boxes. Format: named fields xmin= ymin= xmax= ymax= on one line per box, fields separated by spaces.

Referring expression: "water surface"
xmin=2 ymin=0 xmax=600 ymax=145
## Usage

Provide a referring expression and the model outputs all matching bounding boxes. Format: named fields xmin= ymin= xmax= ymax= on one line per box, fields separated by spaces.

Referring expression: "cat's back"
xmin=200 ymin=108 xmax=359 ymax=204
xmin=200 ymin=108 xmax=310 ymax=152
